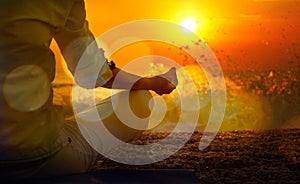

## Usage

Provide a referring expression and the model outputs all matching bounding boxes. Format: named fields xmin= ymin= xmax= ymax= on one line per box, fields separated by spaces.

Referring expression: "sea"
xmin=52 ymin=64 xmax=300 ymax=132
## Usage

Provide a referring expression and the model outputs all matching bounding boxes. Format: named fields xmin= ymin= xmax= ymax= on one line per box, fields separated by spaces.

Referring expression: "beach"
xmin=52 ymin=67 xmax=299 ymax=183
xmin=91 ymin=129 xmax=300 ymax=183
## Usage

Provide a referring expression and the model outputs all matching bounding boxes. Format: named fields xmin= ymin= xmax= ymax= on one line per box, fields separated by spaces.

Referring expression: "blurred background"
xmin=51 ymin=0 xmax=300 ymax=131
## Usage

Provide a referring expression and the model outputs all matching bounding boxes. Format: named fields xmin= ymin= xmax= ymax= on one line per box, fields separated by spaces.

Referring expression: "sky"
xmin=51 ymin=0 xmax=300 ymax=129
xmin=54 ymin=0 xmax=300 ymax=72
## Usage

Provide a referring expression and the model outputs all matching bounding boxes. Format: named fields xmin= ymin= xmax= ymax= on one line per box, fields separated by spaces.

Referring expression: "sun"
xmin=181 ymin=18 xmax=197 ymax=32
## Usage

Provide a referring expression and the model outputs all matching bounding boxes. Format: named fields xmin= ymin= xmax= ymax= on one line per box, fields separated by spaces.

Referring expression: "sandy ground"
xmin=51 ymin=81 xmax=299 ymax=183
xmin=90 ymin=129 xmax=300 ymax=184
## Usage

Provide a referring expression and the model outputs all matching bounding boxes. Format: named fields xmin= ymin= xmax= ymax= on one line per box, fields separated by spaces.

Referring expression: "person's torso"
xmin=0 ymin=0 xmax=78 ymax=162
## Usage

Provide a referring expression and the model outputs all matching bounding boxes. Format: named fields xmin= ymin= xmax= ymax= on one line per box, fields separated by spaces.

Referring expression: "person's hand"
xmin=151 ymin=67 xmax=178 ymax=95
xmin=102 ymin=66 xmax=178 ymax=95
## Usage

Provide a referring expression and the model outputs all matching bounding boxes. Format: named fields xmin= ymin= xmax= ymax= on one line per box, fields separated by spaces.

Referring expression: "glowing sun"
xmin=181 ymin=18 xmax=197 ymax=32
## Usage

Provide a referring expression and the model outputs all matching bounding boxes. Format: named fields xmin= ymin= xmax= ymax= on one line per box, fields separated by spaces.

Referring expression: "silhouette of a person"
xmin=0 ymin=0 xmax=177 ymax=180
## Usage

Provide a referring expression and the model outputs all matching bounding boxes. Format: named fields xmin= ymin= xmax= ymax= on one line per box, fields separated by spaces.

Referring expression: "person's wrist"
xmin=107 ymin=60 xmax=116 ymax=70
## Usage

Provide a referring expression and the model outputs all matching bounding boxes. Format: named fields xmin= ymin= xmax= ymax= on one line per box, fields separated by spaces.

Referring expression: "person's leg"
xmin=33 ymin=119 xmax=99 ymax=178
xmin=100 ymin=90 xmax=152 ymax=141
xmin=75 ymin=90 xmax=153 ymax=155
xmin=33 ymin=90 xmax=152 ymax=178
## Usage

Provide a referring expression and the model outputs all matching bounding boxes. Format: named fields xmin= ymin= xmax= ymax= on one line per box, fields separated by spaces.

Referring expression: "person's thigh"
xmin=75 ymin=90 xmax=153 ymax=155
xmin=35 ymin=90 xmax=152 ymax=178
xmin=33 ymin=120 xmax=99 ymax=178
xmin=100 ymin=90 xmax=152 ymax=141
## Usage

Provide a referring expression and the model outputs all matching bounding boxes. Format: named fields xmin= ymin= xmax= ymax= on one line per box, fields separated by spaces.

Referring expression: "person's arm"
xmin=54 ymin=1 xmax=178 ymax=95
xmin=53 ymin=0 xmax=112 ymax=88
xmin=102 ymin=67 xmax=178 ymax=95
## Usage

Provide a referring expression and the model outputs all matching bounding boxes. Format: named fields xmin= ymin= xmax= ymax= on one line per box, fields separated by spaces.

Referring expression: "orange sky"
xmin=53 ymin=0 xmax=300 ymax=73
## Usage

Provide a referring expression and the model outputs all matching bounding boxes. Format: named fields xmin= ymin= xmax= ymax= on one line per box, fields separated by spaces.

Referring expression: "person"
xmin=0 ymin=0 xmax=178 ymax=181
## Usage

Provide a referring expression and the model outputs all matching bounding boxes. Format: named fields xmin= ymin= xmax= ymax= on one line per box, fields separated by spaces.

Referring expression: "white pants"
xmin=33 ymin=90 xmax=152 ymax=179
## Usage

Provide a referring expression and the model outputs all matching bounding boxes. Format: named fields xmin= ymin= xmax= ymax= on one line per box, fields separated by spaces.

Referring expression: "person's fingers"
xmin=166 ymin=67 xmax=177 ymax=86
xmin=170 ymin=67 xmax=178 ymax=86
xmin=167 ymin=81 xmax=176 ymax=94
xmin=161 ymin=67 xmax=178 ymax=86
xmin=154 ymin=68 xmax=178 ymax=95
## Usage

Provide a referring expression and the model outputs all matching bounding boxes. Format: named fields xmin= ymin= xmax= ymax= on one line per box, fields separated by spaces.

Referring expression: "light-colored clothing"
xmin=0 ymin=90 xmax=152 ymax=181
xmin=0 ymin=0 xmax=114 ymax=179
xmin=0 ymin=0 xmax=152 ymax=180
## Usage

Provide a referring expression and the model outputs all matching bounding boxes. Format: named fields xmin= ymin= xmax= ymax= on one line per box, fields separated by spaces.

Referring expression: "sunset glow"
xmin=181 ymin=18 xmax=197 ymax=32
xmin=80 ymin=0 xmax=299 ymax=71
xmin=53 ymin=0 xmax=299 ymax=85
xmin=51 ymin=0 xmax=300 ymax=132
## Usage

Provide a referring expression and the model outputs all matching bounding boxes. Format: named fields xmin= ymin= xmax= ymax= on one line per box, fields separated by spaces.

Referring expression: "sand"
xmin=90 ymin=129 xmax=300 ymax=183
xmin=51 ymin=68 xmax=300 ymax=183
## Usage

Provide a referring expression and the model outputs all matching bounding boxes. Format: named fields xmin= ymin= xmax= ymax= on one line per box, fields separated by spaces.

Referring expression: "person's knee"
xmin=127 ymin=90 xmax=152 ymax=119
xmin=102 ymin=90 xmax=152 ymax=142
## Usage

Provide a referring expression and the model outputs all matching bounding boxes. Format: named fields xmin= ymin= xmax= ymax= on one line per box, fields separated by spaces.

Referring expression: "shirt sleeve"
xmin=53 ymin=0 xmax=113 ymax=88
